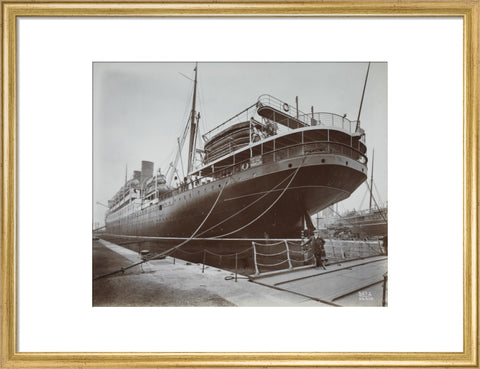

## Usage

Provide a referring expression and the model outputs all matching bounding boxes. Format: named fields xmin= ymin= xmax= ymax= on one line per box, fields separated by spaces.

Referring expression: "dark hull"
xmin=106 ymin=154 xmax=367 ymax=239
xmin=350 ymin=217 xmax=387 ymax=237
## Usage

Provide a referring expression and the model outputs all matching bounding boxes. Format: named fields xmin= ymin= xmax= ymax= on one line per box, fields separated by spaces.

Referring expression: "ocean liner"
xmin=104 ymin=64 xmax=369 ymax=239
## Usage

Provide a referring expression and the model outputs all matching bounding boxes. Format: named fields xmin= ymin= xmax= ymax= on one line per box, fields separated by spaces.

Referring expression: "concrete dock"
xmin=252 ymin=256 xmax=387 ymax=306
xmin=93 ymin=239 xmax=387 ymax=307
xmin=93 ymin=239 xmax=330 ymax=306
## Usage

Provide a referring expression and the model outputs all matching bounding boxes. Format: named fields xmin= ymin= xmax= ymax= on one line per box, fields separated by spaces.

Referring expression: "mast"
xmin=356 ymin=62 xmax=371 ymax=132
xmin=295 ymin=96 xmax=299 ymax=119
xmin=124 ymin=164 xmax=128 ymax=197
xmin=369 ymin=149 xmax=374 ymax=211
xmin=187 ymin=63 xmax=198 ymax=175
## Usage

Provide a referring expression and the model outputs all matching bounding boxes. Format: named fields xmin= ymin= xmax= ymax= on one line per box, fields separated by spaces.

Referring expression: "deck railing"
xmin=203 ymin=95 xmax=362 ymax=143
xmin=256 ymin=94 xmax=307 ymax=125
xmin=299 ymin=112 xmax=357 ymax=134
xmin=155 ymin=139 xmax=367 ymax=204
xmin=202 ymin=103 xmax=258 ymax=142
xmin=257 ymin=94 xmax=360 ymax=134
xmin=212 ymin=140 xmax=367 ymax=179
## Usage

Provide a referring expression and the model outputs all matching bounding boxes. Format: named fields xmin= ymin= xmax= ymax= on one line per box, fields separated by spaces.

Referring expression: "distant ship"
xmin=104 ymin=64 xmax=370 ymax=240
xmin=324 ymin=207 xmax=387 ymax=239
xmin=319 ymin=150 xmax=387 ymax=239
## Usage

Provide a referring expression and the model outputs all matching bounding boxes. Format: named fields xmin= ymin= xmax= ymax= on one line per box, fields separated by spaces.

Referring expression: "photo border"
xmin=2 ymin=1 xmax=478 ymax=367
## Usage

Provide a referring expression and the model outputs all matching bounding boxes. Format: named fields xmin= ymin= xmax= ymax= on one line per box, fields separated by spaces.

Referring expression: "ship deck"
xmin=93 ymin=238 xmax=387 ymax=307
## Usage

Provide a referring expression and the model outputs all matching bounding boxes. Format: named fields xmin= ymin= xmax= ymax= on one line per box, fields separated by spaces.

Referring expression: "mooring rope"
xmin=254 ymin=249 xmax=287 ymax=257
xmin=252 ymin=240 xmax=285 ymax=247
xmin=203 ymin=247 xmax=253 ymax=258
xmin=291 ymin=256 xmax=315 ymax=264
xmin=93 ymin=179 xmax=229 ymax=281
xmin=256 ymin=259 xmax=289 ymax=267
xmin=211 ymin=157 xmax=306 ymax=238
xmin=100 ymin=234 xmax=302 ymax=242
xmin=288 ymin=249 xmax=307 ymax=255
xmin=196 ymin=168 xmax=299 ymax=237
xmin=95 ymin=158 xmax=308 ymax=280
xmin=172 ymin=248 xmax=205 ymax=256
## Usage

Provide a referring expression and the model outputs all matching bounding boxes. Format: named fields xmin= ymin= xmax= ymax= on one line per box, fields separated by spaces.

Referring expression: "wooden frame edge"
xmin=463 ymin=0 xmax=479 ymax=367
xmin=1 ymin=1 xmax=18 ymax=368
xmin=0 ymin=0 xmax=479 ymax=17
xmin=1 ymin=1 xmax=478 ymax=368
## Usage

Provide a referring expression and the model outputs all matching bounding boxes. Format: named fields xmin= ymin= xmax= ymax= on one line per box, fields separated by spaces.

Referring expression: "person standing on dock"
xmin=382 ymin=234 xmax=388 ymax=256
xmin=307 ymin=230 xmax=327 ymax=269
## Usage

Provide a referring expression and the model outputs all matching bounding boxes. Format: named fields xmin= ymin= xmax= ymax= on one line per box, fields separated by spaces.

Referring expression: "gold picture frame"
xmin=2 ymin=1 xmax=478 ymax=367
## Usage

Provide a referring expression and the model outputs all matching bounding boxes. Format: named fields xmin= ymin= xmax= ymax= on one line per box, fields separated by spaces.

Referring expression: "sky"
xmin=93 ymin=62 xmax=387 ymax=226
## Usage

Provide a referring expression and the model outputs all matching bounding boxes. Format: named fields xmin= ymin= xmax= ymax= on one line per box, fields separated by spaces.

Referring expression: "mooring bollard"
xmin=382 ymin=273 xmax=388 ymax=306
xmin=235 ymin=252 xmax=238 ymax=282
xmin=202 ymin=250 xmax=206 ymax=273
xmin=140 ymin=249 xmax=150 ymax=261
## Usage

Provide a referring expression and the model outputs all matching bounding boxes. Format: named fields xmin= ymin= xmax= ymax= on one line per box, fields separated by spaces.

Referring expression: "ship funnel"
xmin=141 ymin=160 xmax=154 ymax=183
xmin=133 ymin=170 xmax=141 ymax=182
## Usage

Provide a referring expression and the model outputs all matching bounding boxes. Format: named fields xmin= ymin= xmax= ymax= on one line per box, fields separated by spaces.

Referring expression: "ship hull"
xmin=106 ymin=153 xmax=367 ymax=239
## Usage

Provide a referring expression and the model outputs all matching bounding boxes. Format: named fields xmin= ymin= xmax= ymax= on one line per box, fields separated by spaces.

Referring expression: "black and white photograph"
xmin=93 ymin=62 xmax=387 ymax=307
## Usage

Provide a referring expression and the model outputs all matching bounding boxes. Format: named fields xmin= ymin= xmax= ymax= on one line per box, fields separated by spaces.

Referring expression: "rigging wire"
xmin=181 ymin=81 xmax=195 ymax=129
xmin=364 ymin=181 xmax=387 ymax=223
xmin=373 ymin=182 xmax=384 ymax=207
xmin=358 ymin=184 xmax=369 ymax=210
xmin=198 ymin=78 xmax=209 ymax=139
xmin=327 ymin=205 xmax=343 ymax=218
xmin=178 ymin=86 xmax=195 ymax=174
xmin=196 ymin=77 xmax=214 ymax=168
xmin=163 ymin=77 xmax=195 ymax=176
xmin=177 ymin=137 xmax=186 ymax=178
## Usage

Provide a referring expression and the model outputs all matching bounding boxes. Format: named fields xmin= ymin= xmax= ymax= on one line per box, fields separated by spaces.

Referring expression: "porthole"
xmin=346 ymin=161 xmax=349 ymax=165
xmin=288 ymin=163 xmax=292 ymax=168
xmin=321 ymin=159 xmax=325 ymax=163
